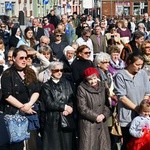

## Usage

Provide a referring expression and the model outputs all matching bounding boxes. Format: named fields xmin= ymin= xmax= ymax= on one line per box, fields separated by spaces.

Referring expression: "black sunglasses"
xmin=56 ymin=34 xmax=62 ymax=37
xmin=52 ymin=69 xmax=63 ymax=73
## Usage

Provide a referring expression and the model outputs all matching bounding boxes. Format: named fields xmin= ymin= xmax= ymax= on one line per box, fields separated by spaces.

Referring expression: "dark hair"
xmin=139 ymin=99 xmax=150 ymax=113
xmin=126 ymin=52 xmax=144 ymax=66
xmin=13 ymin=47 xmax=27 ymax=58
xmin=13 ymin=48 xmax=37 ymax=85
xmin=76 ymin=45 xmax=89 ymax=56
xmin=133 ymin=31 xmax=145 ymax=40
xmin=24 ymin=27 xmax=36 ymax=47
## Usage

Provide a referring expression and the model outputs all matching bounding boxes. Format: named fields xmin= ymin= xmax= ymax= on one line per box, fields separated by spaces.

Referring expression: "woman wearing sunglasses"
xmin=71 ymin=45 xmax=94 ymax=88
xmin=0 ymin=47 xmax=40 ymax=150
xmin=40 ymin=61 xmax=74 ymax=150
xmin=50 ymin=28 xmax=68 ymax=60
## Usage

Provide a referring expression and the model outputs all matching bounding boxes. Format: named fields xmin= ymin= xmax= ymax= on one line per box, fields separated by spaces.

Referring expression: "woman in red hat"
xmin=77 ymin=67 xmax=111 ymax=150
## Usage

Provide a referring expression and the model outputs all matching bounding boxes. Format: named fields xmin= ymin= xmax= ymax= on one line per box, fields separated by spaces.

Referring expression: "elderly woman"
xmin=114 ymin=52 xmax=150 ymax=150
xmin=77 ymin=67 xmax=111 ymax=150
xmin=38 ymin=45 xmax=54 ymax=83
xmin=108 ymin=45 xmax=125 ymax=76
xmin=60 ymin=45 xmax=75 ymax=83
xmin=40 ymin=61 xmax=74 ymax=150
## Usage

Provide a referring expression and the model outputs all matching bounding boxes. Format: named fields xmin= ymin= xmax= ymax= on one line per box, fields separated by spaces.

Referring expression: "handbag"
xmin=0 ymin=112 xmax=9 ymax=145
xmin=4 ymin=112 xmax=30 ymax=143
xmin=60 ymin=113 xmax=75 ymax=131
xmin=111 ymin=107 xmax=122 ymax=136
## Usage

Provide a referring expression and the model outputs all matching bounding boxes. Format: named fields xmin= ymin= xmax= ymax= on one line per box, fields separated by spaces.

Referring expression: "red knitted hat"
xmin=83 ymin=67 xmax=99 ymax=78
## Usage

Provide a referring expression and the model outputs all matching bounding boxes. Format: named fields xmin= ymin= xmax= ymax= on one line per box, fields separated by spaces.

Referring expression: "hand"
xmin=20 ymin=102 xmax=32 ymax=112
xmin=65 ymin=105 xmax=73 ymax=114
xmin=62 ymin=110 xmax=69 ymax=116
xmin=96 ymin=114 xmax=105 ymax=123
xmin=26 ymin=108 xmax=36 ymax=114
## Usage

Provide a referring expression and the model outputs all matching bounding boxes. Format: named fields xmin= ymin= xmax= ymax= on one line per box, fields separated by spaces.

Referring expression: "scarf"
xmin=109 ymin=59 xmax=125 ymax=70
xmin=143 ymin=54 xmax=150 ymax=65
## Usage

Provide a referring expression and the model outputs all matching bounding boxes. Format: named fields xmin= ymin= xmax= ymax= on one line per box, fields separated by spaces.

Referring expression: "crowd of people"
xmin=0 ymin=9 xmax=150 ymax=150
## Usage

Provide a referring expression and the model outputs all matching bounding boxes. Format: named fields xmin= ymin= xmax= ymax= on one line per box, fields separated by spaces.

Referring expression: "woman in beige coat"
xmin=77 ymin=67 xmax=111 ymax=150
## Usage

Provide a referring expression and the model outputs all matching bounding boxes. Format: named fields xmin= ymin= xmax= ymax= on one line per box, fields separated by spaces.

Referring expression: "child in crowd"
xmin=127 ymin=99 xmax=150 ymax=150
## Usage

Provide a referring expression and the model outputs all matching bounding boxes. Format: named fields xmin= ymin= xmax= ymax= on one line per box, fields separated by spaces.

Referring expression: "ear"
xmin=13 ymin=57 xmax=15 ymax=62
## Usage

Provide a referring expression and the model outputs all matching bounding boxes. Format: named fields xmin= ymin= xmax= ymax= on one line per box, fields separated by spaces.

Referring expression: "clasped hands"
xmin=96 ymin=114 xmax=105 ymax=123
xmin=20 ymin=102 xmax=36 ymax=114
xmin=62 ymin=105 xmax=73 ymax=116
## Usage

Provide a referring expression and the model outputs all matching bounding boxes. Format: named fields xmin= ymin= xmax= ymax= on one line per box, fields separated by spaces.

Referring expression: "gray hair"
xmin=94 ymin=52 xmax=111 ymax=66
xmin=39 ymin=45 xmax=52 ymax=53
xmin=48 ymin=61 xmax=64 ymax=70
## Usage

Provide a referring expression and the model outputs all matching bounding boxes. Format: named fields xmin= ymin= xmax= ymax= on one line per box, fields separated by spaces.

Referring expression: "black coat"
xmin=40 ymin=77 xmax=74 ymax=150
xmin=71 ymin=57 xmax=94 ymax=87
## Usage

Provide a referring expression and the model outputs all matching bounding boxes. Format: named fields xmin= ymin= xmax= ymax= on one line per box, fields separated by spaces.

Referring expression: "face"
xmin=0 ymin=43 xmax=4 ymax=49
xmin=26 ymin=30 xmax=33 ymax=39
xmin=135 ymin=36 xmax=144 ymax=46
xmin=129 ymin=59 xmax=144 ymax=74
xmin=13 ymin=51 xmax=27 ymax=69
xmin=32 ymin=19 xmax=39 ymax=27
xmin=1 ymin=25 xmax=6 ymax=31
xmin=26 ymin=55 xmax=34 ymax=66
xmin=98 ymin=60 xmax=110 ymax=71
xmin=16 ymin=28 xmax=21 ymax=36
xmin=141 ymin=109 xmax=150 ymax=116
xmin=86 ymin=74 xmax=99 ymax=87
xmin=144 ymin=43 xmax=150 ymax=55
xmin=7 ymin=51 xmax=13 ymax=65
xmin=83 ymin=32 xmax=91 ymax=41
xmin=111 ymin=52 xmax=120 ymax=62
xmin=66 ymin=50 xmax=75 ymax=60
xmin=95 ymin=27 xmax=101 ymax=34
xmin=51 ymin=65 xmax=63 ymax=79
xmin=40 ymin=38 xmax=49 ymax=46
xmin=43 ymin=18 xmax=49 ymax=24
xmin=42 ymin=51 xmax=51 ymax=60
xmin=55 ymin=33 xmax=62 ymax=41
xmin=79 ymin=47 xmax=91 ymax=60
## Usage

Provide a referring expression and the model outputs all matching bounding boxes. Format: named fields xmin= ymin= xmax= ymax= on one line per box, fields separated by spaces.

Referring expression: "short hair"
xmin=54 ymin=28 xmax=62 ymax=35
xmin=40 ymin=35 xmax=50 ymax=44
xmin=141 ymin=40 xmax=150 ymax=53
xmin=126 ymin=52 xmax=144 ymax=66
xmin=133 ymin=31 xmax=144 ymax=40
xmin=48 ymin=61 xmax=63 ymax=70
xmin=81 ymin=28 xmax=91 ymax=36
xmin=109 ymin=45 xmax=120 ymax=54
xmin=94 ymin=52 xmax=111 ymax=66
xmin=39 ymin=45 xmax=52 ymax=54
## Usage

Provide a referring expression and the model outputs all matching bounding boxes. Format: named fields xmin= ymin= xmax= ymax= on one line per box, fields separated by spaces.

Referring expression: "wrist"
xmin=19 ymin=105 xmax=24 ymax=109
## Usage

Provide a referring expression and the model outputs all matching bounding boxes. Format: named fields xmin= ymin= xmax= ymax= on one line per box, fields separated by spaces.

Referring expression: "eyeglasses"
xmin=56 ymin=34 xmax=62 ymax=37
xmin=145 ymin=46 xmax=150 ymax=49
xmin=44 ymin=19 xmax=48 ymax=22
xmin=83 ymin=51 xmax=91 ymax=55
xmin=41 ymin=41 xmax=48 ymax=45
xmin=51 ymin=69 xmax=63 ymax=73
xmin=85 ymin=35 xmax=90 ymax=38
xmin=19 ymin=56 xmax=27 ymax=60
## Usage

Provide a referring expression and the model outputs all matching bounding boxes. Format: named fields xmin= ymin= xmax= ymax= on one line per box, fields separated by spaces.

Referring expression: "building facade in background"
xmin=0 ymin=0 xmax=150 ymax=19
